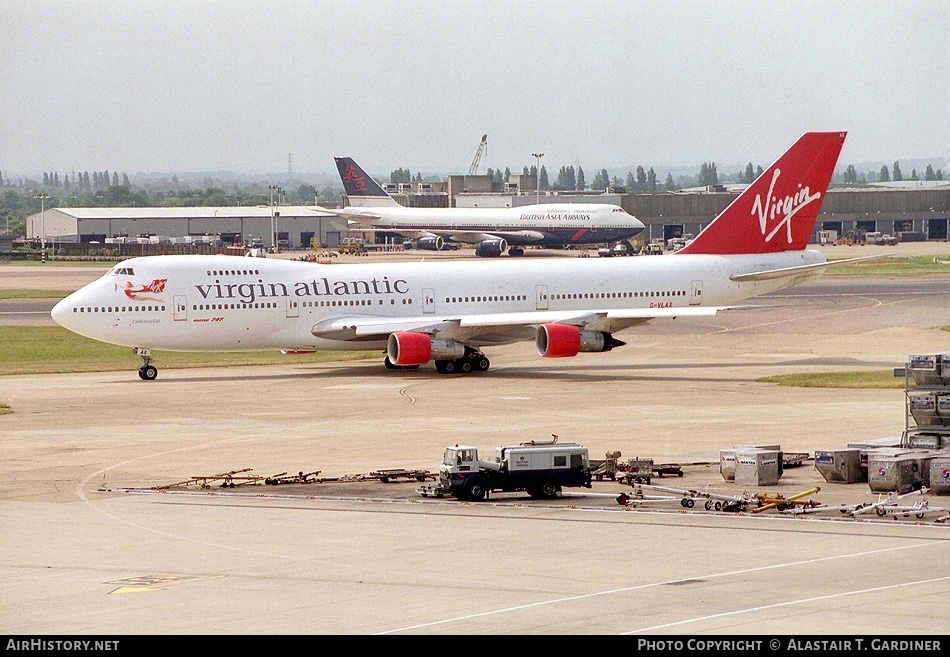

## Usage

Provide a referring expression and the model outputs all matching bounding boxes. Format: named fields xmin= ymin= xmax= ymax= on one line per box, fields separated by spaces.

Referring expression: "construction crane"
xmin=469 ymin=134 xmax=488 ymax=175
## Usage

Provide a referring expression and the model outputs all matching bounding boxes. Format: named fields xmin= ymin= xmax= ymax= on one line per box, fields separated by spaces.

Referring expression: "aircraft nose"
xmin=51 ymin=295 xmax=75 ymax=329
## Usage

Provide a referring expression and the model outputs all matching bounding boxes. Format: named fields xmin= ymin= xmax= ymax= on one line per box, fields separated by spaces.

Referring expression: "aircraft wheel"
xmin=442 ymin=360 xmax=456 ymax=374
xmin=459 ymin=359 xmax=473 ymax=373
xmin=138 ymin=365 xmax=158 ymax=381
xmin=473 ymin=356 xmax=490 ymax=371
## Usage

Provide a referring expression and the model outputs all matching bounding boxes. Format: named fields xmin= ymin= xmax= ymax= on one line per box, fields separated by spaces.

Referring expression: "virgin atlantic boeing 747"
xmin=52 ymin=131 xmax=882 ymax=380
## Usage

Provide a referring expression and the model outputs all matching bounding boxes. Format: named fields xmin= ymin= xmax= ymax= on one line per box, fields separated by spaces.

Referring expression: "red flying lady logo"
xmin=117 ymin=278 xmax=167 ymax=301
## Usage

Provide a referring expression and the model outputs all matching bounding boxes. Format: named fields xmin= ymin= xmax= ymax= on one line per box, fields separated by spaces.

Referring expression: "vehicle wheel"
xmin=714 ymin=501 xmax=723 ymax=511
xmin=681 ymin=498 xmax=690 ymax=508
xmin=876 ymin=506 xmax=887 ymax=517
xmin=686 ymin=498 xmax=695 ymax=508
xmin=139 ymin=365 xmax=158 ymax=381
xmin=704 ymin=500 xmax=712 ymax=510
xmin=465 ymin=477 xmax=486 ymax=501
xmin=526 ymin=486 xmax=542 ymax=499
xmin=540 ymin=479 xmax=558 ymax=499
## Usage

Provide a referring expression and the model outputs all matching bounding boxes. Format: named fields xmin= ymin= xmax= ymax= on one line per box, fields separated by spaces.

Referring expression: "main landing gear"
xmin=135 ymin=348 xmax=158 ymax=381
xmin=434 ymin=351 xmax=490 ymax=374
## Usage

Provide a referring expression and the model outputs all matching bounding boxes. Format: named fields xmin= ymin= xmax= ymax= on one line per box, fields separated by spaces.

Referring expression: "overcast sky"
xmin=3 ymin=0 xmax=948 ymax=179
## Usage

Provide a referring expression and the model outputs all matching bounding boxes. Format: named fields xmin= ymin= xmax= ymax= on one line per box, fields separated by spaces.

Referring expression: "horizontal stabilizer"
xmin=730 ymin=253 xmax=894 ymax=282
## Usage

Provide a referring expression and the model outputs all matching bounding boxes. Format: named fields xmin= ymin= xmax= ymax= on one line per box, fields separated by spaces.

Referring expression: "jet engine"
xmin=535 ymin=323 xmax=626 ymax=358
xmin=416 ymin=236 xmax=445 ymax=251
xmin=387 ymin=332 xmax=466 ymax=366
xmin=475 ymin=238 xmax=508 ymax=258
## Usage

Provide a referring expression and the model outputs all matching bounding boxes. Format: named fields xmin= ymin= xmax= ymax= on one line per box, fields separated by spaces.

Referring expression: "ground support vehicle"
xmin=626 ymin=482 xmax=754 ymax=512
xmin=423 ymin=439 xmax=592 ymax=501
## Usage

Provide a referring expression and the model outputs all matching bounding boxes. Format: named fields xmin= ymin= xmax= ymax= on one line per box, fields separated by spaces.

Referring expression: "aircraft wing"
xmin=393 ymin=229 xmax=546 ymax=245
xmin=310 ymin=305 xmax=736 ymax=344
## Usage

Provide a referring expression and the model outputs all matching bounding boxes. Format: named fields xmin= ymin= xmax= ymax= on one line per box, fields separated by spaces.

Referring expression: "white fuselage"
xmin=52 ymin=251 xmax=826 ymax=354
xmin=342 ymin=203 xmax=644 ymax=245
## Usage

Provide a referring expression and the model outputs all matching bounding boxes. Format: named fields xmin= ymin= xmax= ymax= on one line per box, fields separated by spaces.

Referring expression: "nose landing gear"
xmin=135 ymin=348 xmax=158 ymax=380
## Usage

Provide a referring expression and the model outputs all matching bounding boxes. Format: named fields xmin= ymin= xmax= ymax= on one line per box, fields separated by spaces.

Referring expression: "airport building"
xmin=23 ymin=182 xmax=950 ymax=251
xmin=24 ymin=206 xmax=348 ymax=250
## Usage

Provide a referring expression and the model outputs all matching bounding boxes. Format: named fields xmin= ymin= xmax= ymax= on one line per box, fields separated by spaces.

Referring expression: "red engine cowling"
xmin=536 ymin=324 xmax=625 ymax=358
xmin=387 ymin=332 xmax=466 ymax=366
xmin=536 ymin=324 xmax=581 ymax=358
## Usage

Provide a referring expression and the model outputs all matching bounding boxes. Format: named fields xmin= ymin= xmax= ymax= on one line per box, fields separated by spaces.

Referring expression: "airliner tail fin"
xmin=334 ymin=157 xmax=400 ymax=207
xmin=678 ymin=132 xmax=846 ymax=255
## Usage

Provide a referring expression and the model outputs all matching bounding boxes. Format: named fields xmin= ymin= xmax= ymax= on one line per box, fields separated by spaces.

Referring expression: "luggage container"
xmin=847 ymin=437 xmax=904 ymax=475
xmin=867 ymin=455 xmax=919 ymax=493
xmin=929 ymin=456 xmax=950 ymax=496
xmin=814 ymin=448 xmax=864 ymax=483
xmin=734 ymin=449 xmax=781 ymax=486
xmin=906 ymin=430 xmax=946 ymax=449
xmin=721 ymin=444 xmax=782 ymax=481
xmin=908 ymin=354 xmax=950 ymax=386
xmin=908 ymin=392 xmax=940 ymax=426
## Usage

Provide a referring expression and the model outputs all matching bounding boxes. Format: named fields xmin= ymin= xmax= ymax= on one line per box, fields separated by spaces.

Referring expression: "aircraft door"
xmin=286 ymin=297 xmax=299 ymax=318
xmin=174 ymin=295 xmax=187 ymax=321
xmin=535 ymin=285 xmax=548 ymax=310
xmin=423 ymin=288 xmax=435 ymax=314
xmin=690 ymin=280 xmax=703 ymax=306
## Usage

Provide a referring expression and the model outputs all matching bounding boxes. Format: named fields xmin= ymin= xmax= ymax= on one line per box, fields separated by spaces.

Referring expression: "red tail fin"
xmin=677 ymin=132 xmax=846 ymax=255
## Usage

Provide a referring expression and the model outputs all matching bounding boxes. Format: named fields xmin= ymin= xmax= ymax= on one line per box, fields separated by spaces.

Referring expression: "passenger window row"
xmin=206 ymin=269 xmax=260 ymax=276
xmin=445 ymin=294 xmax=528 ymax=303
xmin=74 ymin=305 xmax=165 ymax=313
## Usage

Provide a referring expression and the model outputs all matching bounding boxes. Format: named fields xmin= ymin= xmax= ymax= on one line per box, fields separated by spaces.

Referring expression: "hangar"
xmin=25 ymin=206 xmax=348 ymax=250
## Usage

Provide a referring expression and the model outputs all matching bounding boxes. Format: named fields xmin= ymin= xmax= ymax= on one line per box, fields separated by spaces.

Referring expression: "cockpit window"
xmin=110 ymin=267 xmax=135 ymax=276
